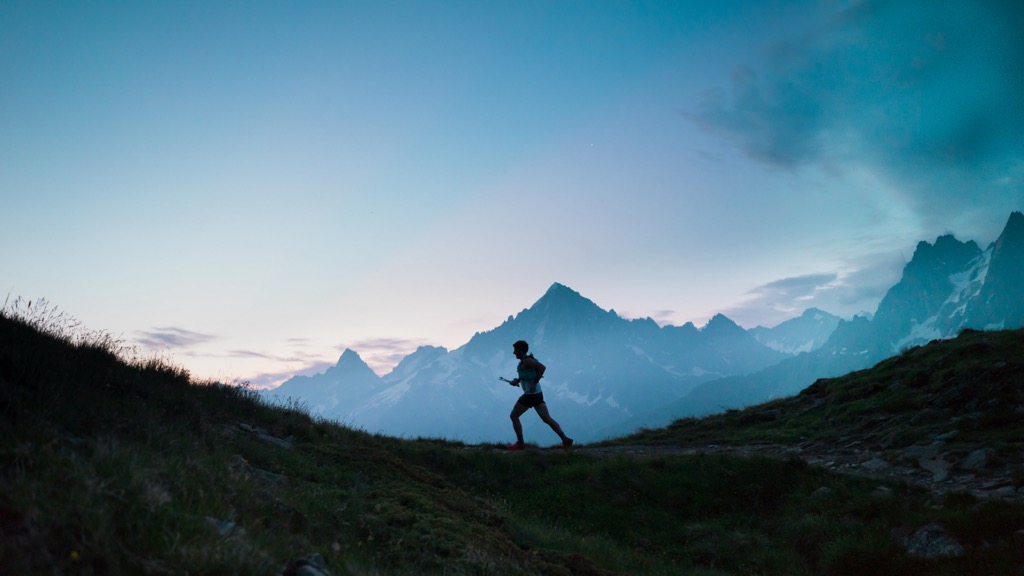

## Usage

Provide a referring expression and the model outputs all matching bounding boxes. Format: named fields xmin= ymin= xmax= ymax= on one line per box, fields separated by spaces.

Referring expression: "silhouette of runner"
xmin=506 ymin=340 xmax=573 ymax=451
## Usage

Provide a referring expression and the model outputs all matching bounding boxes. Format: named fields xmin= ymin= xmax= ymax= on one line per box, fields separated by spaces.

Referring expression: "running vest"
xmin=517 ymin=356 xmax=541 ymax=394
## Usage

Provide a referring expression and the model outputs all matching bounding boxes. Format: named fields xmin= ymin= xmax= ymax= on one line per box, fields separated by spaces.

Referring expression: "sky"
xmin=3 ymin=1 xmax=1022 ymax=387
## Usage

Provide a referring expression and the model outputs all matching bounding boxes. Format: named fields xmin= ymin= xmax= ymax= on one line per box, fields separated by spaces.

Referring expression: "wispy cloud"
xmin=187 ymin=346 xmax=341 ymax=389
xmin=692 ymin=0 xmax=1024 ymax=230
xmin=724 ymin=251 xmax=904 ymax=328
xmin=226 ymin=349 xmax=282 ymax=360
xmin=241 ymin=362 xmax=336 ymax=390
xmin=220 ymin=348 xmax=334 ymax=366
xmin=241 ymin=337 xmax=432 ymax=390
xmin=723 ymin=274 xmax=837 ymax=328
xmin=135 ymin=326 xmax=217 ymax=349
xmin=341 ymin=337 xmax=434 ymax=375
xmin=750 ymin=273 xmax=838 ymax=304
xmin=647 ymin=309 xmax=681 ymax=324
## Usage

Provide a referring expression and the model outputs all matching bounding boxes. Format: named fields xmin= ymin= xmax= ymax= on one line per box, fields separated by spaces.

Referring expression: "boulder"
xmin=899 ymin=524 xmax=966 ymax=559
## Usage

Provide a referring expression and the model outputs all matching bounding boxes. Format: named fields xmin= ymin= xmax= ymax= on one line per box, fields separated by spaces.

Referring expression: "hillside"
xmin=2 ymin=305 xmax=1024 ymax=575
xmin=614 ymin=328 xmax=1024 ymax=501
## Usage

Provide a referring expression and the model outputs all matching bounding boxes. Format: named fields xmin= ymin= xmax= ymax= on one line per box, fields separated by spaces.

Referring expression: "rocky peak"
xmin=701 ymin=313 xmax=744 ymax=337
xmin=966 ymin=211 xmax=1024 ymax=328
xmin=904 ymin=234 xmax=980 ymax=277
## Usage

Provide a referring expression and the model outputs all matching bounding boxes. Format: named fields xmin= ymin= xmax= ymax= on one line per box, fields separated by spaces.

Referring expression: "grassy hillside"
xmin=2 ymin=303 xmax=1023 ymax=575
xmin=619 ymin=328 xmax=1024 ymax=455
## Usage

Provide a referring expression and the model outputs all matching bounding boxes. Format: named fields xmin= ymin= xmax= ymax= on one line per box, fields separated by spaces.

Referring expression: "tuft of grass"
xmin=819 ymin=529 xmax=915 ymax=576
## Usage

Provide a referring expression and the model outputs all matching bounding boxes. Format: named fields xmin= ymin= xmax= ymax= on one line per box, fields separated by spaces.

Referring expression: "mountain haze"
xmin=749 ymin=308 xmax=842 ymax=354
xmin=271 ymin=349 xmax=383 ymax=416
xmin=268 ymin=212 xmax=1024 ymax=442
xmin=267 ymin=283 xmax=791 ymax=443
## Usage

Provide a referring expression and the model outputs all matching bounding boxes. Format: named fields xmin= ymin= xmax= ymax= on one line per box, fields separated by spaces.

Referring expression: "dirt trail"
xmin=577 ymin=443 xmax=1024 ymax=503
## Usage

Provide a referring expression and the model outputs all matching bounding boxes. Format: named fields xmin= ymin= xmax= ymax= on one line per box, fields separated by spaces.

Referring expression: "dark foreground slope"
xmin=2 ymin=308 xmax=1023 ymax=575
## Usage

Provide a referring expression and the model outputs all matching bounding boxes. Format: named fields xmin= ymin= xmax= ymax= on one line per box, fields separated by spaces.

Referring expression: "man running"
xmin=506 ymin=340 xmax=573 ymax=451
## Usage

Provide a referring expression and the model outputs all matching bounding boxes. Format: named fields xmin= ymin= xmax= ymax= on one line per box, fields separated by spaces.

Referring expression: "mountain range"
xmin=266 ymin=211 xmax=1024 ymax=443
xmin=664 ymin=210 xmax=1024 ymax=421
xmin=267 ymin=283 xmax=792 ymax=443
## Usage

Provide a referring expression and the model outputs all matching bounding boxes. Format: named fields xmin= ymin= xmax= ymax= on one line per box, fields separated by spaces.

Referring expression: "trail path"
xmin=576 ymin=442 xmax=1024 ymax=503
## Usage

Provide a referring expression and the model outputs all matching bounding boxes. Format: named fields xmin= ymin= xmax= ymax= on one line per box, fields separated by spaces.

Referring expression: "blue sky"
xmin=3 ymin=1 xmax=1022 ymax=386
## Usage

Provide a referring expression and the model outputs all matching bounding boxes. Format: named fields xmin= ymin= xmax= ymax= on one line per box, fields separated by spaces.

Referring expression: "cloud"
xmin=225 ymin=349 xmax=272 ymax=359
xmin=218 ymin=348 xmax=336 ymax=367
xmin=750 ymin=273 xmax=838 ymax=302
xmin=725 ymin=251 xmax=905 ymax=328
xmin=135 ymin=326 xmax=217 ymax=349
xmin=824 ymin=255 xmax=906 ymax=309
xmin=341 ymin=337 xmax=433 ymax=375
xmin=242 ymin=362 xmax=336 ymax=390
xmin=648 ymin=309 xmax=681 ymax=324
xmin=692 ymin=0 xmax=1024 ymax=225
xmin=724 ymin=273 xmax=837 ymax=326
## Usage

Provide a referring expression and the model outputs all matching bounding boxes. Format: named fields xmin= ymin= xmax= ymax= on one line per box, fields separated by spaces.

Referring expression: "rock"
xmin=960 ymin=448 xmax=990 ymax=470
xmin=204 ymin=516 xmax=246 ymax=541
xmin=918 ymin=458 xmax=951 ymax=482
xmin=281 ymin=553 xmax=333 ymax=576
xmin=228 ymin=454 xmax=289 ymax=487
xmin=236 ymin=422 xmax=295 ymax=449
xmin=861 ymin=458 xmax=890 ymax=470
xmin=899 ymin=524 xmax=966 ymax=559
xmin=979 ymin=478 xmax=1013 ymax=490
xmin=903 ymin=445 xmax=939 ymax=459
xmin=871 ymin=486 xmax=894 ymax=498
xmin=811 ymin=486 xmax=833 ymax=499
xmin=205 ymin=516 xmax=237 ymax=536
xmin=990 ymin=486 xmax=1018 ymax=499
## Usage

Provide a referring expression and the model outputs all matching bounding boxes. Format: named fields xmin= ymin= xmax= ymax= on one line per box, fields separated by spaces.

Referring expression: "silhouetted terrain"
xmin=3 ymin=304 xmax=1024 ymax=574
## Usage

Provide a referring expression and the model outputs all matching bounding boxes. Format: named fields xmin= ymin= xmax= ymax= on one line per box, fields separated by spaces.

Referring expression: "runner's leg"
xmin=509 ymin=402 xmax=528 ymax=444
xmin=534 ymin=403 xmax=568 ymax=441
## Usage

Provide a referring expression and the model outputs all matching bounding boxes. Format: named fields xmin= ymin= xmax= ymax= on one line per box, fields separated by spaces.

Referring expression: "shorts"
xmin=516 ymin=393 xmax=545 ymax=409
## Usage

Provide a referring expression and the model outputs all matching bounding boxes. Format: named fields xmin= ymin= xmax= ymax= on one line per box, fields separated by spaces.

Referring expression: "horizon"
xmin=3 ymin=2 xmax=1022 ymax=387
xmin=294 ymin=279 xmax=836 ymax=383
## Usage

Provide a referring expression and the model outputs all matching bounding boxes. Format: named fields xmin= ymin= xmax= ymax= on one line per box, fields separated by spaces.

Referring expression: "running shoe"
xmin=562 ymin=438 xmax=574 ymax=451
xmin=506 ymin=441 xmax=525 ymax=451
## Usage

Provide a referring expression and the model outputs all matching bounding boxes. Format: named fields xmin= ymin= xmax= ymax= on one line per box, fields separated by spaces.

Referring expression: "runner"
xmin=505 ymin=340 xmax=573 ymax=451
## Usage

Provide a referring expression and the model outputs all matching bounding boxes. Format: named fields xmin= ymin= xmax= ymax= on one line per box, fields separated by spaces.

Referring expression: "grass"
xmin=2 ymin=301 xmax=1023 ymax=574
xmin=616 ymin=328 xmax=1024 ymax=456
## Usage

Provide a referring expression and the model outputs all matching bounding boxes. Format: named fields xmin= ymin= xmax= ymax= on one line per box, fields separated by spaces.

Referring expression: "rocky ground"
xmin=579 ymin=440 xmax=1024 ymax=503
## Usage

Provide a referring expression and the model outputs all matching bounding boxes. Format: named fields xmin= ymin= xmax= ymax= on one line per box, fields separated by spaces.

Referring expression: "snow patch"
xmin=894 ymin=317 xmax=943 ymax=352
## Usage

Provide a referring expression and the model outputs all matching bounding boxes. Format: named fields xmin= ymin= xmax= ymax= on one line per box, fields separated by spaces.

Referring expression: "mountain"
xmin=266 ymin=349 xmax=382 ymax=417
xmin=269 ymin=212 xmax=1024 ymax=440
xmin=669 ymin=211 xmax=1024 ymax=418
xmin=964 ymin=210 xmax=1024 ymax=329
xmin=748 ymin=308 xmax=841 ymax=354
xmin=267 ymin=283 xmax=791 ymax=443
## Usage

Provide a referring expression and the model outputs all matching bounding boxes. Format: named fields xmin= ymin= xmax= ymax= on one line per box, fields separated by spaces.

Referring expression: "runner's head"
xmin=513 ymin=340 xmax=529 ymax=358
